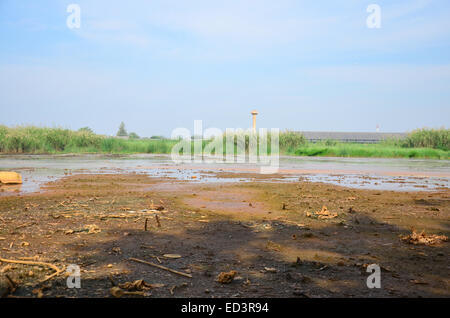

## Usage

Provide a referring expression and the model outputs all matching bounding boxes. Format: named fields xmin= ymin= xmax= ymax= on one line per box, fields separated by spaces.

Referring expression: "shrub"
xmin=402 ymin=128 xmax=449 ymax=151
xmin=279 ymin=131 xmax=306 ymax=151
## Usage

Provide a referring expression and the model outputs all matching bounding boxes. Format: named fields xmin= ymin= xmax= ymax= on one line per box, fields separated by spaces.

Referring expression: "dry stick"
xmin=40 ymin=266 xmax=66 ymax=283
xmin=5 ymin=274 xmax=17 ymax=291
xmin=129 ymin=258 xmax=192 ymax=278
xmin=139 ymin=245 xmax=162 ymax=263
xmin=144 ymin=218 xmax=149 ymax=231
xmin=155 ymin=215 xmax=161 ymax=228
xmin=0 ymin=258 xmax=60 ymax=272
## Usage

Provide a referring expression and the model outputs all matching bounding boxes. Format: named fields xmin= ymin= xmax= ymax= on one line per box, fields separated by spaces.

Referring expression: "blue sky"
xmin=1 ymin=0 xmax=449 ymax=137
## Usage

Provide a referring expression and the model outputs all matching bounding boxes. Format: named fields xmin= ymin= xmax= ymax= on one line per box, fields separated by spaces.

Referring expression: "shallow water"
xmin=0 ymin=154 xmax=449 ymax=194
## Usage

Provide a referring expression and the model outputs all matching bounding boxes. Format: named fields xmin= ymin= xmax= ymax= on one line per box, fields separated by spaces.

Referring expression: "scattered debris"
xmin=266 ymin=240 xmax=282 ymax=251
xmin=307 ymin=206 xmax=337 ymax=219
xmin=170 ymin=282 xmax=188 ymax=295
xmin=155 ymin=215 xmax=161 ymax=227
xmin=264 ymin=267 xmax=278 ymax=273
xmin=286 ymin=272 xmax=312 ymax=283
xmin=86 ymin=224 xmax=101 ymax=234
xmin=400 ymin=229 xmax=448 ymax=246
xmin=118 ymin=279 xmax=163 ymax=291
xmin=216 ymin=270 xmax=238 ymax=284
xmin=292 ymin=289 xmax=310 ymax=298
xmin=163 ymin=254 xmax=182 ymax=259
xmin=32 ymin=287 xmax=45 ymax=298
xmin=410 ymin=279 xmax=428 ymax=285
xmin=110 ymin=286 xmax=145 ymax=298
xmin=111 ymin=247 xmax=122 ymax=255
xmin=65 ymin=224 xmax=101 ymax=235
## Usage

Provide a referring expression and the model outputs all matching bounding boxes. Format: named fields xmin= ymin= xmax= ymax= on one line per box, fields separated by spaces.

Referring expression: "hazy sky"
xmin=1 ymin=0 xmax=449 ymax=137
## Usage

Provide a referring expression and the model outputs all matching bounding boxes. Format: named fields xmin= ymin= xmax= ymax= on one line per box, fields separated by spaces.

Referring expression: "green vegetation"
xmin=279 ymin=131 xmax=307 ymax=153
xmin=400 ymin=128 xmax=449 ymax=150
xmin=287 ymin=142 xmax=449 ymax=159
xmin=0 ymin=125 xmax=176 ymax=154
xmin=281 ymin=128 xmax=449 ymax=159
xmin=0 ymin=125 xmax=448 ymax=159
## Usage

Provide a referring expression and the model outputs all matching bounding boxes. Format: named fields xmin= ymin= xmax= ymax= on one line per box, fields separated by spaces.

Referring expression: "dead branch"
xmin=129 ymin=258 xmax=192 ymax=278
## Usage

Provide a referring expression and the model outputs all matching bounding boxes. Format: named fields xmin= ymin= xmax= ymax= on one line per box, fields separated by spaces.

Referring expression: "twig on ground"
xmin=129 ymin=258 xmax=192 ymax=278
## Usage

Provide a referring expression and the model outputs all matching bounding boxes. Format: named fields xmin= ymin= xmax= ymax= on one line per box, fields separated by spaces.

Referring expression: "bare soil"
xmin=0 ymin=173 xmax=449 ymax=298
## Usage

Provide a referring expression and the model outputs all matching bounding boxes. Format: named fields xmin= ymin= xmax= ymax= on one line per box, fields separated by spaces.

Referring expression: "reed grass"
xmin=0 ymin=125 xmax=448 ymax=159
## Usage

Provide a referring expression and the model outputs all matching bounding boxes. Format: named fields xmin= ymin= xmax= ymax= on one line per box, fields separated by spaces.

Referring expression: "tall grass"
xmin=402 ymin=128 xmax=449 ymax=150
xmin=0 ymin=125 xmax=448 ymax=159
xmin=0 ymin=125 xmax=176 ymax=154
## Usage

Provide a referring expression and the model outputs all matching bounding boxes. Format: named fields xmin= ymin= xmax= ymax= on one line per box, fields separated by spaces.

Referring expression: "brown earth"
xmin=0 ymin=173 xmax=449 ymax=298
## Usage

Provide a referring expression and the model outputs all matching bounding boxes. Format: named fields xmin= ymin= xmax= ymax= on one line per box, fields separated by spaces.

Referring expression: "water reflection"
xmin=0 ymin=154 xmax=448 ymax=195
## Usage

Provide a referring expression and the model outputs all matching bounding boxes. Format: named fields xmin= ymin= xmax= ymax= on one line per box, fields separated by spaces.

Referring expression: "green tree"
xmin=129 ymin=132 xmax=140 ymax=139
xmin=78 ymin=127 xmax=94 ymax=134
xmin=116 ymin=122 xmax=128 ymax=137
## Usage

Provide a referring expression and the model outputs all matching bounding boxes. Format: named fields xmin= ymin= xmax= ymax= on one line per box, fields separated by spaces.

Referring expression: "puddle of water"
xmin=0 ymin=154 xmax=449 ymax=195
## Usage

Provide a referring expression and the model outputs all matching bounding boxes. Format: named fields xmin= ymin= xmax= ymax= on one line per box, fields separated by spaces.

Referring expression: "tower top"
xmin=251 ymin=110 xmax=258 ymax=115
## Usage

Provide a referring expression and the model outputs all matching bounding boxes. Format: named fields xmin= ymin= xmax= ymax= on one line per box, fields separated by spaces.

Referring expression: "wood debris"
xmin=400 ymin=229 xmax=448 ymax=246
xmin=163 ymin=254 xmax=181 ymax=259
xmin=306 ymin=206 xmax=337 ymax=219
xmin=65 ymin=224 xmax=100 ymax=235
xmin=110 ymin=286 xmax=145 ymax=298
xmin=118 ymin=279 xmax=163 ymax=291
xmin=216 ymin=270 xmax=237 ymax=284
xmin=129 ymin=258 xmax=192 ymax=278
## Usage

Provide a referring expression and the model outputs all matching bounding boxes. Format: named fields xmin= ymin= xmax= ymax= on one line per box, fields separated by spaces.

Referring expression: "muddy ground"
xmin=0 ymin=173 xmax=449 ymax=298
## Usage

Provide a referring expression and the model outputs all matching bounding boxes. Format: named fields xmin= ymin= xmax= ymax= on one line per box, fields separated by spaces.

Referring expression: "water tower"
xmin=251 ymin=110 xmax=258 ymax=132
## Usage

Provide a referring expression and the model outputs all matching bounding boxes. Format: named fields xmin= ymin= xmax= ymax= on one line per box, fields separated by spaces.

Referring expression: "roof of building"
xmin=298 ymin=131 xmax=407 ymax=143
